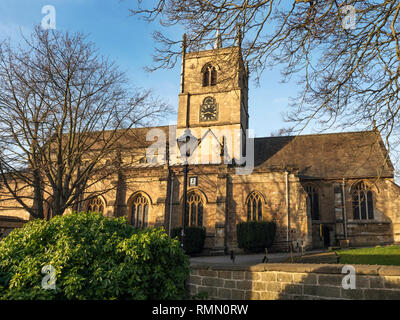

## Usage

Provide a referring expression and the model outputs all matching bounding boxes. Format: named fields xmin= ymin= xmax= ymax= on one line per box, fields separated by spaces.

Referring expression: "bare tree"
xmin=0 ymin=27 xmax=169 ymax=219
xmin=130 ymin=1 xmax=400 ymax=155
xmin=270 ymin=127 xmax=294 ymax=137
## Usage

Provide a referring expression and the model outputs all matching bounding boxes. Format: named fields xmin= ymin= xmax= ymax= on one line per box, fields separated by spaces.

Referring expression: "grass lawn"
xmin=336 ymin=245 xmax=400 ymax=266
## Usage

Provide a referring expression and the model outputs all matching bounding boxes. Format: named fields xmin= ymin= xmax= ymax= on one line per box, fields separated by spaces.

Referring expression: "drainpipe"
xmin=342 ymin=178 xmax=348 ymax=240
xmin=168 ymin=176 xmax=174 ymax=236
xmin=285 ymin=170 xmax=290 ymax=251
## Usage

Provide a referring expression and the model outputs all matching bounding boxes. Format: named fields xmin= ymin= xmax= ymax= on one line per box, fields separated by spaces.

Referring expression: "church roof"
xmin=253 ymin=130 xmax=394 ymax=179
xmin=0 ymin=215 xmax=26 ymax=228
xmin=86 ymin=126 xmax=394 ymax=179
xmin=83 ymin=125 xmax=172 ymax=151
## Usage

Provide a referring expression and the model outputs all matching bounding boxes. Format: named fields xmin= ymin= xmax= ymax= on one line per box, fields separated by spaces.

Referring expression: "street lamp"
xmin=176 ymin=128 xmax=198 ymax=248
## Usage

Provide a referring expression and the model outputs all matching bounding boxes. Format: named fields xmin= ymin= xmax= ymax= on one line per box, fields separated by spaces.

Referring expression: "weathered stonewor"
xmin=187 ymin=263 xmax=400 ymax=300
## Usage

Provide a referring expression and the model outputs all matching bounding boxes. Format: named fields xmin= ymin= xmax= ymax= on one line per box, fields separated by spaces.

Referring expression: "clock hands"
xmin=200 ymin=96 xmax=218 ymax=121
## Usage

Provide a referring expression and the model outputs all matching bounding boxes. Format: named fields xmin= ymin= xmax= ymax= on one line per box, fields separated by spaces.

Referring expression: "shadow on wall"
xmin=188 ymin=263 xmax=400 ymax=300
xmin=232 ymin=170 xmax=309 ymax=253
xmin=271 ymin=264 xmax=400 ymax=300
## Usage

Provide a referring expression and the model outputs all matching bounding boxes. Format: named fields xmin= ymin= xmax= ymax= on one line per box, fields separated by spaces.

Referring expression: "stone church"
xmin=1 ymin=41 xmax=400 ymax=253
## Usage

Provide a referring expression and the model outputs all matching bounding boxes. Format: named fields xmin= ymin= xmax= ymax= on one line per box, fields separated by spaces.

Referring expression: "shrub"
xmin=236 ymin=221 xmax=276 ymax=253
xmin=0 ymin=212 xmax=190 ymax=300
xmin=171 ymin=227 xmax=206 ymax=255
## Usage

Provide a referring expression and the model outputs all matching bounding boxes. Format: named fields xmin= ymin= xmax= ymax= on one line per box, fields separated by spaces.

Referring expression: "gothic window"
xmin=306 ymin=186 xmax=320 ymax=220
xmin=86 ymin=196 xmax=105 ymax=213
xmin=184 ymin=191 xmax=203 ymax=227
xmin=210 ymin=67 xmax=217 ymax=86
xmin=202 ymin=68 xmax=209 ymax=87
xmin=246 ymin=192 xmax=263 ymax=221
xmin=202 ymin=63 xmax=217 ymax=87
xmin=352 ymin=182 xmax=374 ymax=220
xmin=131 ymin=193 xmax=149 ymax=228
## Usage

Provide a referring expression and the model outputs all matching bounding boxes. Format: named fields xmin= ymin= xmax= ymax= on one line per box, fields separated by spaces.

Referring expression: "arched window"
xmin=184 ymin=191 xmax=204 ymax=227
xmin=352 ymin=182 xmax=374 ymax=220
xmin=246 ymin=192 xmax=263 ymax=221
xmin=86 ymin=196 xmax=105 ymax=213
xmin=306 ymin=186 xmax=320 ymax=220
xmin=210 ymin=67 xmax=217 ymax=86
xmin=202 ymin=67 xmax=209 ymax=87
xmin=202 ymin=64 xmax=217 ymax=87
xmin=131 ymin=193 xmax=149 ymax=228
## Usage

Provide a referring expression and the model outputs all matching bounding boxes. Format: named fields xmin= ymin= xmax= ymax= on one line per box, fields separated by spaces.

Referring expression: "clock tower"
xmin=177 ymin=35 xmax=249 ymax=163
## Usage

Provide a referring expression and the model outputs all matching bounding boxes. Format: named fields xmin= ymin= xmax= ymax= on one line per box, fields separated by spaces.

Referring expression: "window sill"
xmin=347 ymin=220 xmax=390 ymax=225
xmin=311 ymin=220 xmax=334 ymax=225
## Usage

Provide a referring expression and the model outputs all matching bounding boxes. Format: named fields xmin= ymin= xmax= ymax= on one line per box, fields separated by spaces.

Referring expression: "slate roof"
xmin=253 ymin=130 xmax=394 ymax=179
xmin=80 ymin=125 xmax=172 ymax=151
xmin=0 ymin=215 xmax=26 ymax=228
xmin=82 ymin=126 xmax=394 ymax=179
xmin=0 ymin=215 xmax=26 ymax=223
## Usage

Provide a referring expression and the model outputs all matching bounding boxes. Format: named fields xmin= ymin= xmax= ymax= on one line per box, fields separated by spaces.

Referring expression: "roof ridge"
xmin=255 ymin=130 xmax=376 ymax=140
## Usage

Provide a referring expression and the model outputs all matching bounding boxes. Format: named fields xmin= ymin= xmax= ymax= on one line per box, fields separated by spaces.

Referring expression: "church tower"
xmin=177 ymin=33 xmax=249 ymax=163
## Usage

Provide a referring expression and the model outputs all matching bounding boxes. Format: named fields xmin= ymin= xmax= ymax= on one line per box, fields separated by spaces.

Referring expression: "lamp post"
xmin=177 ymin=129 xmax=198 ymax=248
xmin=181 ymin=163 xmax=189 ymax=242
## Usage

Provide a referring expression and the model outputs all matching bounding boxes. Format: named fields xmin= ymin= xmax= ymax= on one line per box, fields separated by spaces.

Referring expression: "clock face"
xmin=200 ymin=96 xmax=218 ymax=122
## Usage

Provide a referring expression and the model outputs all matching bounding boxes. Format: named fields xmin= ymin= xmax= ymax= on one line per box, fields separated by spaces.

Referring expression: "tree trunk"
xmin=32 ymin=168 xmax=44 ymax=219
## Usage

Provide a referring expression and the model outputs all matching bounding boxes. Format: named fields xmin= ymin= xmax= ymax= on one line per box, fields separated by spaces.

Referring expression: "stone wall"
xmin=187 ymin=263 xmax=400 ymax=300
xmin=228 ymin=169 xmax=309 ymax=252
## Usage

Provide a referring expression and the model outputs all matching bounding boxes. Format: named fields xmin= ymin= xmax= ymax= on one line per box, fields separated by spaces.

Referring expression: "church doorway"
xmin=313 ymin=224 xmax=332 ymax=249
xmin=322 ymin=225 xmax=330 ymax=248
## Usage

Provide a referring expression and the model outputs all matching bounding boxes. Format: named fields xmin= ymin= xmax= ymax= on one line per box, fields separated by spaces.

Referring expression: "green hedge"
xmin=0 ymin=212 xmax=190 ymax=300
xmin=171 ymin=227 xmax=206 ymax=255
xmin=236 ymin=221 xmax=276 ymax=253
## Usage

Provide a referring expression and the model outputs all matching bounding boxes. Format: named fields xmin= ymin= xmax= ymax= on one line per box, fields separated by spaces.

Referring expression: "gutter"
xmin=285 ymin=170 xmax=290 ymax=250
xmin=342 ymin=178 xmax=348 ymax=239
xmin=168 ymin=177 xmax=174 ymax=236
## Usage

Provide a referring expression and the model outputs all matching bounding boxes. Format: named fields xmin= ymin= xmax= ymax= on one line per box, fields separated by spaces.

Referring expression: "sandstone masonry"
xmin=187 ymin=263 xmax=400 ymax=300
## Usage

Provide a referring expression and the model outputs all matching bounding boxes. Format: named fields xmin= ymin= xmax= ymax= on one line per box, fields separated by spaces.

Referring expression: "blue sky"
xmin=0 ymin=0 xmax=317 ymax=138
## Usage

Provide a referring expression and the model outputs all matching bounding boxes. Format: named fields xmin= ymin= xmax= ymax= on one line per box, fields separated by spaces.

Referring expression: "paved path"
xmin=190 ymin=252 xmax=291 ymax=266
xmin=190 ymin=249 xmax=330 ymax=267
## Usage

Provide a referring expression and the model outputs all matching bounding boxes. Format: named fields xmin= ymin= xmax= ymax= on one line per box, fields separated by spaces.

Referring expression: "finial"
xmin=373 ymin=119 xmax=378 ymax=132
xmin=182 ymin=33 xmax=187 ymax=54
xmin=220 ymin=136 xmax=225 ymax=157
xmin=181 ymin=34 xmax=187 ymax=93
xmin=236 ymin=23 xmax=242 ymax=47
xmin=214 ymin=22 xmax=222 ymax=49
